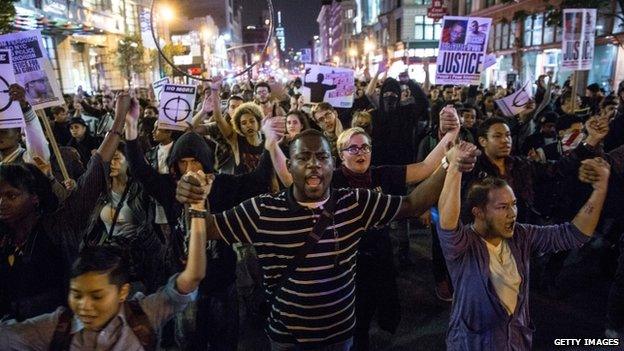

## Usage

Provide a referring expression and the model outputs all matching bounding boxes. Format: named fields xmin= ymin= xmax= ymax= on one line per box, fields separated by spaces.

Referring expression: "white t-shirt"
xmin=483 ymin=238 xmax=522 ymax=315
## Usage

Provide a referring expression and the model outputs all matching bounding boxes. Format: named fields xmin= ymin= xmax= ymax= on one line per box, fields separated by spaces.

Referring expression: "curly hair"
xmin=231 ymin=102 xmax=264 ymax=135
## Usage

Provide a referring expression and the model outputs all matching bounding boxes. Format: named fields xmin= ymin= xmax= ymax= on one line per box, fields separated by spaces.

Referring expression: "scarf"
xmin=340 ymin=164 xmax=372 ymax=189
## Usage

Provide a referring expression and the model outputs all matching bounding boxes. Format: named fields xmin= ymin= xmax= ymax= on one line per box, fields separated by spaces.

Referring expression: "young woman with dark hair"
xmin=0 ymin=93 xmax=132 ymax=321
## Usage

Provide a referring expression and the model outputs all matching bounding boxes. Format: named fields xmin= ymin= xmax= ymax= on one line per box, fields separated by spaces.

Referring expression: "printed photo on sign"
xmin=436 ymin=16 xmax=492 ymax=86
xmin=0 ymin=30 xmax=63 ymax=109
xmin=0 ymin=50 xmax=25 ymax=129
xmin=159 ymin=84 xmax=197 ymax=131
xmin=564 ymin=12 xmax=583 ymax=40
xmin=562 ymin=8 xmax=596 ymax=71
xmin=301 ymin=64 xmax=355 ymax=108
xmin=441 ymin=19 xmax=467 ymax=46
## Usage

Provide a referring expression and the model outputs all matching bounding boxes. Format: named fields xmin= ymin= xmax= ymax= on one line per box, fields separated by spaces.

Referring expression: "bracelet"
xmin=188 ymin=208 xmax=207 ymax=219
xmin=441 ymin=156 xmax=450 ymax=170
xmin=20 ymin=103 xmax=32 ymax=113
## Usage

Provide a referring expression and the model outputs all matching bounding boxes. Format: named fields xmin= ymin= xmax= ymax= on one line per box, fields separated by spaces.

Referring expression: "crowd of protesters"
xmin=0 ymin=63 xmax=621 ymax=351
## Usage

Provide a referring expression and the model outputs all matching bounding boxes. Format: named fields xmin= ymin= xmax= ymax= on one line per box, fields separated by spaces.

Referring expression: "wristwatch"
xmin=441 ymin=156 xmax=450 ymax=170
xmin=188 ymin=208 xmax=208 ymax=219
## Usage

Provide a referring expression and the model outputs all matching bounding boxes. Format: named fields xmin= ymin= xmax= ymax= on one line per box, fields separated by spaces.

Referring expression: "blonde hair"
xmin=231 ymin=102 xmax=264 ymax=135
xmin=337 ymin=127 xmax=371 ymax=151
xmin=351 ymin=111 xmax=372 ymax=128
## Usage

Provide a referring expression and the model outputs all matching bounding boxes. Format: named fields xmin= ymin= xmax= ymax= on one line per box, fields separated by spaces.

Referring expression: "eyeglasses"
xmin=315 ymin=111 xmax=334 ymax=123
xmin=341 ymin=144 xmax=371 ymax=155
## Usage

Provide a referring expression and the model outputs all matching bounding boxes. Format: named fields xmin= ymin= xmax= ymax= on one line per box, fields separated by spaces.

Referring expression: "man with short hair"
xmin=464 ymin=117 xmax=606 ymax=223
xmin=175 ymin=129 xmax=480 ymax=350
xmin=255 ymin=82 xmax=285 ymax=118
xmin=437 ymin=145 xmax=610 ymax=350
xmin=51 ymin=106 xmax=72 ymax=146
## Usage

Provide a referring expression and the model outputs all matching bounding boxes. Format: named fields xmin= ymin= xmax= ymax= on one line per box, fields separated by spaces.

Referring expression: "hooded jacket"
xmin=371 ymin=78 xmax=422 ymax=166
xmin=125 ymin=132 xmax=275 ymax=293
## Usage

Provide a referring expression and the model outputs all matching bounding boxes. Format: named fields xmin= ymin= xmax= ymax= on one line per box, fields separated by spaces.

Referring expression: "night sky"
xmin=242 ymin=0 xmax=321 ymax=51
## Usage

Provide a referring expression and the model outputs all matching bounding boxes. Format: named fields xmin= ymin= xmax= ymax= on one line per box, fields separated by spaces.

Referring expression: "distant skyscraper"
xmin=276 ymin=11 xmax=286 ymax=52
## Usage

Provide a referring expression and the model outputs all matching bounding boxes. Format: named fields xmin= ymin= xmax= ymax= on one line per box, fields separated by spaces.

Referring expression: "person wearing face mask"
xmin=371 ymin=78 xmax=422 ymax=167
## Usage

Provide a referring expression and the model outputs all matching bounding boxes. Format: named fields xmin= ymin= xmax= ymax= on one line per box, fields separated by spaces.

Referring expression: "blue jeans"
xmin=270 ymin=337 xmax=353 ymax=351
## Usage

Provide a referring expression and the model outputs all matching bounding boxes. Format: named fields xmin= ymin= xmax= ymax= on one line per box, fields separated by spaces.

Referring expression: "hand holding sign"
xmin=8 ymin=83 xmax=29 ymax=110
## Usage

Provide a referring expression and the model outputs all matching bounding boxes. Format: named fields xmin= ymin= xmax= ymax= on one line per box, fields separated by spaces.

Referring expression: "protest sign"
xmin=483 ymin=54 xmax=497 ymax=70
xmin=495 ymin=81 xmax=533 ymax=117
xmin=435 ymin=16 xmax=492 ymax=85
xmin=301 ymin=64 xmax=355 ymax=108
xmin=152 ymin=77 xmax=170 ymax=102
xmin=0 ymin=50 xmax=24 ymax=129
xmin=159 ymin=84 xmax=197 ymax=131
xmin=562 ymin=9 xmax=596 ymax=71
xmin=0 ymin=30 xmax=63 ymax=109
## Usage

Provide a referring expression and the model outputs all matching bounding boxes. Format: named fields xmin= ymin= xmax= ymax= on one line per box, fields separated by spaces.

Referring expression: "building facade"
xmin=461 ymin=0 xmax=624 ymax=90
xmin=12 ymin=0 xmax=156 ymax=93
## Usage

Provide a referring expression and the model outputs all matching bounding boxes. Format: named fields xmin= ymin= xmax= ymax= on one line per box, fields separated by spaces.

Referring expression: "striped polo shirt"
xmin=214 ymin=187 xmax=403 ymax=347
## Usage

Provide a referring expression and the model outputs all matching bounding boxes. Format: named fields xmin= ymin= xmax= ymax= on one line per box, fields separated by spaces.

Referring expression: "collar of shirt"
xmin=158 ymin=141 xmax=173 ymax=153
xmin=70 ymin=306 xmax=128 ymax=334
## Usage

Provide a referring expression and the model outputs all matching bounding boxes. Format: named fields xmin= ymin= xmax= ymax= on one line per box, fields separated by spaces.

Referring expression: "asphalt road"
xmin=237 ymin=227 xmax=623 ymax=351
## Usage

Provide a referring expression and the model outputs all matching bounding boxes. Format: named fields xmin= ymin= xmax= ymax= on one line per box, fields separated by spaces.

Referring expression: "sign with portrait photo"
xmin=0 ymin=30 xmax=63 ymax=109
xmin=562 ymin=8 xmax=596 ymax=71
xmin=435 ymin=16 xmax=492 ymax=86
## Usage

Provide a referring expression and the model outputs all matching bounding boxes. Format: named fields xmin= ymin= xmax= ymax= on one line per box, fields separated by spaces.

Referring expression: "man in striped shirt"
xmin=176 ymin=129 xmax=479 ymax=350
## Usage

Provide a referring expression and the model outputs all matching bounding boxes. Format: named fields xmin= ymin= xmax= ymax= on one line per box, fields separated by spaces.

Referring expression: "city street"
xmin=239 ymin=227 xmax=621 ymax=350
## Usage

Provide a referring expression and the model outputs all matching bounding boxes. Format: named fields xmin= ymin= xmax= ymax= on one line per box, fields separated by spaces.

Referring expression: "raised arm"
xmin=209 ymin=81 xmax=233 ymax=140
xmin=9 ymin=84 xmax=50 ymax=162
xmin=262 ymin=117 xmax=293 ymax=186
xmin=573 ymin=157 xmax=610 ymax=236
xmin=191 ymin=91 xmax=213 ymax=133
xmin=405 ymin=106 xmax=459 ymax=184
xmin=176 ymin=172 xmax=221 ymax=241
xmin=437 ymin=144 xmax=475 ymax=230
xmin=396 ymin=142 xmax=480 ymax=220
xmin=175 ymin=172 xmax=211 ymax=294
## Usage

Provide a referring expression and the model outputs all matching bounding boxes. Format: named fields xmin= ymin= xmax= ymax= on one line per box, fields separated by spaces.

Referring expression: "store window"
xmin=524 ymin=15 xmax=543 ymax=47
xmin=414 ymin=15 xmax=440 ymax=40
xmin=494 ymin=22 xmax=503 ymax=51
xmin=615 ymin=3 xmax=624 ymax=33
xmin=465 ymin=0 xmax=473 ymax=14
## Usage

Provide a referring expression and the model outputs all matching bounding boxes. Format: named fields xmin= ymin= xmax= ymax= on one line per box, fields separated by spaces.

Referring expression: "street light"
xmin=159 ymin=4 xmax=175 ymax=22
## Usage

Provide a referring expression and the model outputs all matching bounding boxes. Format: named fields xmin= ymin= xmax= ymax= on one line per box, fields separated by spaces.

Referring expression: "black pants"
xmin=353 ymin=233 xmax=400 ymax=351
xmin=607 ymin=236 xmax=624 ymax=330
xmin=177 ymin=282 xmax=239 ymax=351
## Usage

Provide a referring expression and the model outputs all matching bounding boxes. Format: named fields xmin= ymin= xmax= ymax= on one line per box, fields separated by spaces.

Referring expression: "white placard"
xmin=0 ymin=30 xmax=63 ymax=109
xmin=152 ymin=77 xmax=170 ymax=102
xmin=301 ymin=64 xmax=355 ymax=108
xmin=435 ymin=16 xmax=492 ymax=86
xmin=159 ymin=84 xmax=197 ymax=131
xmin=495 ymin=81 xmax=533 ymax=117
xmin=562 ymin=9 xmax=596 ymax=71
xmin=0 ymin=50 xmax=24 ymax=129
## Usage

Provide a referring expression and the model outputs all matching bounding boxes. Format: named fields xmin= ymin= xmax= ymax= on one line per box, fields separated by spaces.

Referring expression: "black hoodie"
xmin=371 ymin=78 xmax=422 ymax=166
xmin=125 ymin=133 xmax=275 ymax=292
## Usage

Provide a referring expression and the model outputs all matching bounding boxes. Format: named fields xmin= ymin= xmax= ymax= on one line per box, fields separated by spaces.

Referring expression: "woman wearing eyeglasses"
xmin=264 ymin=107 xmax=461 ymax=350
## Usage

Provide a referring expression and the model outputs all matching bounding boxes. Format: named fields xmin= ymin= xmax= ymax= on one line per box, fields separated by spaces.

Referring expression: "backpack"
xmin=49 ymin=300 xmax=156 ymax=351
